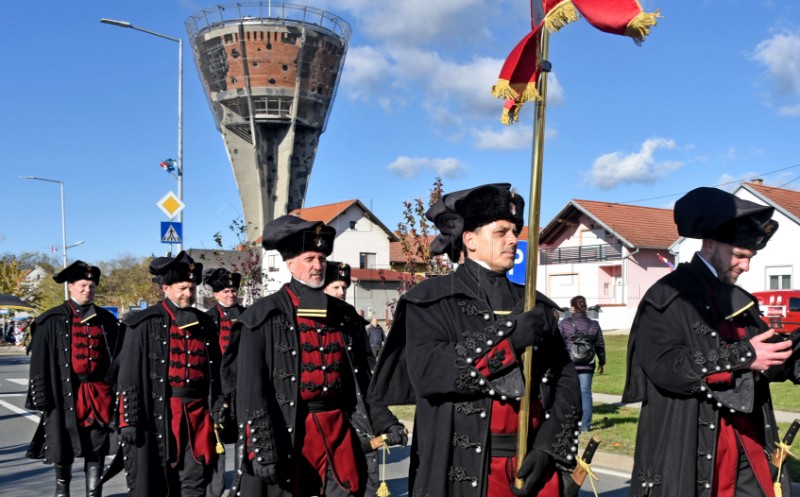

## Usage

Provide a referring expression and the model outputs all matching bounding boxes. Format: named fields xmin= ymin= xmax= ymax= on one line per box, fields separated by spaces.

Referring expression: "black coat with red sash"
xmin=113 ymin=302 xmax=222 ymax=497
xmin=233 ymin=282 xmax=397 ymax=497
xmin=26 ymin=301 xmax=120 ymax=464
xmin=622 ymin=254 xmax=800 ymax=497
xmin=367 ymin=262 xmax=582 ymax=497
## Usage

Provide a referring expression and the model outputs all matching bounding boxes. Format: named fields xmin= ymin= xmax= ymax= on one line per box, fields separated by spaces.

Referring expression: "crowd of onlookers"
xmin=1 ymin=318 xmax=34 ymax=352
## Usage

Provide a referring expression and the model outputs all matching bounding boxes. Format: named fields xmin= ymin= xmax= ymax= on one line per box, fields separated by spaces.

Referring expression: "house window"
xmin=767 ymin=266 xmax=792 ymax=289
xmin=603 ymin=283 xmax=610 ymax=296
xmin=267 ymin=254 xmax=280 ymax=272
xmin=360 ymin=252 xmax=376 ymax=269
xmin=350 ymin=221 xmax=357 ymax=230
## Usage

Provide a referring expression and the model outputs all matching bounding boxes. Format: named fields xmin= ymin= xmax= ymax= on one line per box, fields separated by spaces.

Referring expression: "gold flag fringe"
xmin=501 ymin=103 xmax=523 ymax=125
xmin=544 ymin=1 xmax=581 ymax=33
xmin=625 ymin=10 xmax=661 ymax=45
xmin=491 ymin=80 xmax=541 ymax=102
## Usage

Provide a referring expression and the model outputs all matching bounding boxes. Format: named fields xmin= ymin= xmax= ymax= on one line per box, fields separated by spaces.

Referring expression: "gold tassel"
xmin=214 ymin=425 xmax=225 ymax=455
xmin=376 ymin=436 xmax=391 ymax=497
xmin=625 ymin=10 xmax=662 ymax=45
xmin=775 ymin=481 xmax=782 ymax=497
xmin=491 ymin=80 xmax=518 ymax=100
xmin=544 ymin=1 xmax=581 ymax=32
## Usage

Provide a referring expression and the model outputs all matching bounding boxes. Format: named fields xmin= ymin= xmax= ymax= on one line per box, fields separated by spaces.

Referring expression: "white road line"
xmin=0 ymin=399 xmax=40 ymax=424
xmin=593 ymin=467 xmax=631 ymax=479
xmin=7 ymin=379 xmax=28 ymax=386
xmin=0 ymin=393 xmax=24 ymax=397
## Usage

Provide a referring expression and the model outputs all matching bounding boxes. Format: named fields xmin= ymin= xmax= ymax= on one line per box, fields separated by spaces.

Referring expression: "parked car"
xmin=753 ymin=290 xmax=800 ymax=333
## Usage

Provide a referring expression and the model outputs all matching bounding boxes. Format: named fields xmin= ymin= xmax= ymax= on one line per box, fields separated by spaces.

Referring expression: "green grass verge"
xmin=597 ymin=335 xmax=800 ymax=412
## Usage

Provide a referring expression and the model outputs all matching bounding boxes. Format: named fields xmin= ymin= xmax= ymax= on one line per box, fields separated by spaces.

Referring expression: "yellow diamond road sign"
xmin=157 ymin=191 xmax=185 ymax=219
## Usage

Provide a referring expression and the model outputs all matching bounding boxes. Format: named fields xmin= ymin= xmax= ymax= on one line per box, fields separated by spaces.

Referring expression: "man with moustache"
xmin=232 ymin=216 xmax=403 ymax=497
xmin=369 ymin=184 xmax=581 ymax=497
xmin=114 ymin=251 xmax=222 ymax=497
xmin=623 ymin=187 xmax=800 ymax=497
xmin=26 ymin=261 xmax=120 ymax=497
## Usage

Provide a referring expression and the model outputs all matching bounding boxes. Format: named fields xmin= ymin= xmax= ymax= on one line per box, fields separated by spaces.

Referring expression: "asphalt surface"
xmin=0 ymin=348 xmax=647 ymax=496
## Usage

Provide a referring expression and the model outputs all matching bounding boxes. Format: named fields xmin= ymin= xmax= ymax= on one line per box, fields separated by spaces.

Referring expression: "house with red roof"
xmin=538 ymin=199 xmax=679 ymax=328
xmin=673 ymin=181 xmax=800 ymax=293
xmin=262 ymin=199 xmax=405 ymax=320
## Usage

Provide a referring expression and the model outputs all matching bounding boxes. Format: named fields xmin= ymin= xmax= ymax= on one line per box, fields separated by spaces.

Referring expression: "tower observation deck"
xmin=186 ymin=3 xmax=351 ymax=241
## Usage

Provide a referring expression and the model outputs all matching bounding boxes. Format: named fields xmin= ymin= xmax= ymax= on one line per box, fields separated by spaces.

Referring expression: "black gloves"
xmin=508 ymin=308 xmax=546 ymax=354
xmin=252 ymin=461 xmax=278 ymax=484
xmin=384 ymin=424 xmax=408 ymax=447
xmin=511 ymin=449 xmax=554 ymax=496
xmin=120 ymin=426 xmax=140 ymax=446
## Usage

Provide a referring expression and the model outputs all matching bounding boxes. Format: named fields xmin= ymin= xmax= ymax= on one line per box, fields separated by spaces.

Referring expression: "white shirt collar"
xmin=695 ymin=251 xmax=718 ymax=278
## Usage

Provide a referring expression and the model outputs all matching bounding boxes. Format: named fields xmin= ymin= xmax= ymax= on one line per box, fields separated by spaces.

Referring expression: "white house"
xmin=672 ymin=181 xmax=800 ymax=292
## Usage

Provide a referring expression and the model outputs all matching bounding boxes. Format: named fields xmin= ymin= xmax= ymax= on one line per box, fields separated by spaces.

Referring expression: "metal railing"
xmin=185 ymin=2 xmax=351 ymax=42
xmin=539 ymin=244 xmax=622 ymax=265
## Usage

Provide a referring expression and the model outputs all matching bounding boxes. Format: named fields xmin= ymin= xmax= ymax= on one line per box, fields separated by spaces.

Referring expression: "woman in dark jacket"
xmin=558 ymin=295 xmax=605 ymax=431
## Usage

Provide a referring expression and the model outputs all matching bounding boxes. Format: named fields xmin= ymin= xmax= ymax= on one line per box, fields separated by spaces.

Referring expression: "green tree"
xmin=97 ymin=255 xmax=161 ymax=314
xmin=0 ymin=256 xmax=26 ymax=294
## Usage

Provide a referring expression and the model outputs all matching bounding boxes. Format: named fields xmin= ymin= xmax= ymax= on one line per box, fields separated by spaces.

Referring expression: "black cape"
xmin=232 ymin=284 xmax=396 ymax=497
xmin=367 ymin=264 xmax=581 ymax=497
xmin=26 ymin=301 xmax=120 ymax=464
xmin=106 ymin=302 xmax=221 ymax=497
xmin=622 ymin=255 xmax=800 ymax=497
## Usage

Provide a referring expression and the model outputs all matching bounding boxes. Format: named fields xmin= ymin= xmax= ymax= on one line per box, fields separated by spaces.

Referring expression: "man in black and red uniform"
xmin=233 ymin=216 xmax=404 ymax=497
xmin=623 ymin=187 xmax=800 ymax=497
xmin=203 ymin=267 xmax=246 ymax=496
xmin=114 ymin=251 xmax=222 ymax=497
xmin=368 ymin=183 xmax=582 ymax=497
xmin=26 ymin=261 xmax=120 ymax=497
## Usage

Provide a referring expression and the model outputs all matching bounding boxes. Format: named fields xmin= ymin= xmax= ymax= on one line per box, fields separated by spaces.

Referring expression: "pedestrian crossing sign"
xmin=160 ymin=221 xmax=183 ymax=244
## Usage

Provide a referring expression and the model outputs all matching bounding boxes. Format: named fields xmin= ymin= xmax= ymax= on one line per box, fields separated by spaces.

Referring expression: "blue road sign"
xmin=160 ymin=221 xmax=183 ymax=244
xmin=507 ymin=240 xmax=527 ymax=285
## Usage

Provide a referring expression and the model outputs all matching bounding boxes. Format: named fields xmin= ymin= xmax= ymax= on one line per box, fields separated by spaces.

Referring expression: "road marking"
xmin=7 ymin=378 xmax=28 ymax=386
xmin=594 ymin=467 xmax=631 ymax=479
xmin=0 ymin=393 xmax=24 ymax=397
xmin=0 ymin=399 xmax=40 ymax=424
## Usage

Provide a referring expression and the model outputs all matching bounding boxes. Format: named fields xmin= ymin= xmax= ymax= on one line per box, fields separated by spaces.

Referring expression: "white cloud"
xmin=586 ymin=138 xmax=682 ymax=189
xmin=751 ymin=31 xmax=800 ymax=95
xmin=387 ymin=156 xmax=468 ymax=178
xmin=471 ymin=122 xmax=558 ymax=150
xmin=779 ymin=104 xmax=800 ymax=116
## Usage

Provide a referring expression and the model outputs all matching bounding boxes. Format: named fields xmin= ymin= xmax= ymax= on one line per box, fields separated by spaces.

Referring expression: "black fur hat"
xmin=149 ymin=251 xmax=203 ymax=285
xmin=426 ymin=183 xmax=525 ymax=257
xmin=675 ymin=187 xmax=778 ymax=250
xmin=262 ymin=215 xmax=336 ymax=260
xmin=53 ymin=260 xmax=101 ymax=284
xmin=203 ymin=268 xmax=241 ymax=292
xmin=323 ymin=261 xmax=351 ymax=288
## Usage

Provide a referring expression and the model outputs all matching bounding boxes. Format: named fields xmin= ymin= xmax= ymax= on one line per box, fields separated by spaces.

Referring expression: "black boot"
xmin=54 ymin=464 xmax=72 ymax=497
xmin=85 ymin=461 xmax=103 ymax=497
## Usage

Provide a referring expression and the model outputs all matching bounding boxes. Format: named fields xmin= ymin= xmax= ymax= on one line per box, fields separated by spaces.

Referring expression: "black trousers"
xmin=166 ymin=442 xmax=213 ymax=497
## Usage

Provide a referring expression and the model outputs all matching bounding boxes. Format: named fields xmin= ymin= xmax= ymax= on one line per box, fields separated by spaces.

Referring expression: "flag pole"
xmin=515 ymin=25 xmax=551 ymax=489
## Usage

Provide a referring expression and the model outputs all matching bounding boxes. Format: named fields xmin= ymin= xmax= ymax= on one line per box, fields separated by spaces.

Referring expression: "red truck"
xmin=753 ymin=290 xmax=800 ymax=333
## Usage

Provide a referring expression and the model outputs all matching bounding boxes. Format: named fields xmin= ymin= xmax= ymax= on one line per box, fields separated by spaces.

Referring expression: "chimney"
xmin=751 ymin=178 xmax=764 ymax=185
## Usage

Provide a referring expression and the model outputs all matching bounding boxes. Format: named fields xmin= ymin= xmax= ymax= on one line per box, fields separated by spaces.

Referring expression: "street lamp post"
xmin=20 ymin=176 xmax=69 ymax=299
xmin=100 ymin=18 xmax=184 ymax=252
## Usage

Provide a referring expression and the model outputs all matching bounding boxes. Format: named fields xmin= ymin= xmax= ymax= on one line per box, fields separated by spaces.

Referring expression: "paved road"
xmin=0 ymin=352 xmax=631 ymax=496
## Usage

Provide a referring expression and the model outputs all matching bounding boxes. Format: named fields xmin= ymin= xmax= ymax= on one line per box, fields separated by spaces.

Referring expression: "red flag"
xmin=492 ymin=0 xmax=661 ymax=124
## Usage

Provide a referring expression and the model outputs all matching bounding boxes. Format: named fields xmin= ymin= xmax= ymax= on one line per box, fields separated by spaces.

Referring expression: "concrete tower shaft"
xmin=186 ymin=3 xmax=350 ymax=241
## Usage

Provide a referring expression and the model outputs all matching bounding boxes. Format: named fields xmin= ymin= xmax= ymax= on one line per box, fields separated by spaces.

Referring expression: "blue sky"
xmin=1 ymin=0 xmax=799 ymax=263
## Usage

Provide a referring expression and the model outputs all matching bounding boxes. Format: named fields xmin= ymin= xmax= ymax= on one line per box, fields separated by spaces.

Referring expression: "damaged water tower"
xmin=186 ymin=3 xmax=351 ymax=241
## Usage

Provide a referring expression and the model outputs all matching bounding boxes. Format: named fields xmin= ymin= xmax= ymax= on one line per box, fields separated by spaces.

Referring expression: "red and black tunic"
xmin=289 ymin=288 xmax=362 ymax=496
xmin=163 ymin=301 xmax=216 ymax=467
xmin=68 ymin=302 xmax=114 ymax=428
